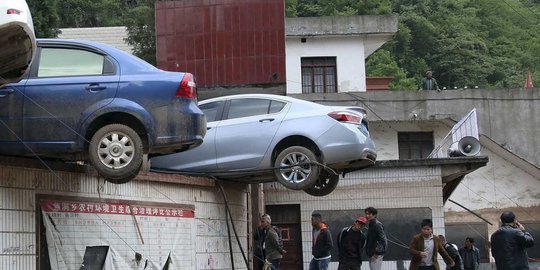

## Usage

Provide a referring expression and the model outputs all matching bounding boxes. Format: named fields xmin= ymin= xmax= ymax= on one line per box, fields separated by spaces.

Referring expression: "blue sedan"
xmin=0 ymin=39 xmax=206 ymax=183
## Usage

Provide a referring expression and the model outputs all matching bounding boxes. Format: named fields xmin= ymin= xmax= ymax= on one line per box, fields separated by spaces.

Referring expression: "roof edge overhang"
xmin=285 ymin=15 xmax=398 ymax=37
xmin=374 ymin=156 xmax=489 ymax=202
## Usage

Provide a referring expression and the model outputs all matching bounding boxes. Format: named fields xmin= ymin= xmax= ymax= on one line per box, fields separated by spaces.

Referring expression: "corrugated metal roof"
xmin=58 ymin=26 xmax=133 ymax=54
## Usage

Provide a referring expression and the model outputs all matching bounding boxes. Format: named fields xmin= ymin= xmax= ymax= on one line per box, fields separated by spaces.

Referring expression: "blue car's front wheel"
xmin=89 ymin=124 xmax=144 ymax=184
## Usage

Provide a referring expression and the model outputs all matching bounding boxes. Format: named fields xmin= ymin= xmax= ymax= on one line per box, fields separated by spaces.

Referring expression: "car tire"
xmin=274 ymin=146 xmax=320 ymax=190
xmin=303 ymin=172 xmax=340 ymax=197
xmin=89 ymin=124 xmax=143 ymax=184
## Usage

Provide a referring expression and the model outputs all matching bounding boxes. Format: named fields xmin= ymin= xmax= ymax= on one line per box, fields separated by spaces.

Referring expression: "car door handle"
xmin=207 ymin=127 xmax=212 ymax=130
xmin=259 ymin=118 xmax=275 ymax=122
xmin=0 ymin=88 xmax=15 ymax=98
xmin=85 ymin=84 xmax=107 ymax=92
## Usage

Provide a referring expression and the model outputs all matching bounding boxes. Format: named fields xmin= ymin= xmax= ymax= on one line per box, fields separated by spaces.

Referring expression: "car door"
xmin=22 ymin=44 xmax=119 ymax=153
xmin=215 ymin=97 xmax=288 ymax=170
xmin=0 ymin=79 xmax=26 ymax=153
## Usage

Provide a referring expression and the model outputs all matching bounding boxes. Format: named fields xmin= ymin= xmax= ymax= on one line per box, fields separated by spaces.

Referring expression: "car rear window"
xmin=269 ymin=100 xmax=286 ymax=113
xmin=38 ymin=48 xmax=105 ymax=77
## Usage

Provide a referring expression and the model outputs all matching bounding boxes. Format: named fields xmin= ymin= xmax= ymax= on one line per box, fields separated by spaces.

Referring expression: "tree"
xmin=287 ymin=0 xmax=540 ymax=89
xmin=366 ymin=50 xmax=418 ymax=90
xmin=27 ymin=0 xmax=60 ymax=38
xmin=124 ymin=0 xmax=156 ymax=65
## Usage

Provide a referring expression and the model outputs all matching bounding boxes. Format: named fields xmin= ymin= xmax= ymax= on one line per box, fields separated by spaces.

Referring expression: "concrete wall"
xmin=368 ymin=121 xmax=451 ymax=160
xmin=285 ymin=36 xmax=366 ymax=93
xmin=365 ymin=119 xmax=539 ymax=222
xmin=0 ymin=164 xmax=248 ymax=269
xmin=291 ymin=88 xmax=540 ymax=167
xmin=265 ymin=165 xmax=448 ymax=270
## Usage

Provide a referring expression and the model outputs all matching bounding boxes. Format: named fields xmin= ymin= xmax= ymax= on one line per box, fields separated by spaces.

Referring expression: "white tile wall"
xmin=0 ymin=164 xmax=248 ymax=270
xmin=265 ymin=165 xmax=446 ymax=270
xmin=59 ymin=27 xmax=133 ymax=54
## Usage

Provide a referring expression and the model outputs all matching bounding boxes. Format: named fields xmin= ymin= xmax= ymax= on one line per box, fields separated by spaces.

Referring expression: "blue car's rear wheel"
xmin=274 ymin=146 xmax=320 ymax=190
xmin=303 ymin=172 xmax=340 ymax=196
xmin=89 ymin=124 xmax=143 ymax=184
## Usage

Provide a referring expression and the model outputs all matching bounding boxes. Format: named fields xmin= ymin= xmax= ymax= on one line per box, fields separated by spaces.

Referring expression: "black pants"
xmin=254 ymin=255 xmax=265 ymax=270
xmin=418 ymin=266 xmax=436 ymax=270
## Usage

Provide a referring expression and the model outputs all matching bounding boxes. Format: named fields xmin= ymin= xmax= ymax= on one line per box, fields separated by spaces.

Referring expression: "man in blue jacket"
xmin=491 ymin=211 xmax=535 ymax=270
xmin=310 ymin=213 xmax=333 ymax=270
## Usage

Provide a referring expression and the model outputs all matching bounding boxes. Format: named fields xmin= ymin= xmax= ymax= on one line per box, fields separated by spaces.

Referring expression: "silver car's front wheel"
xmin=274 ymin=146 xmax=320 ymax=190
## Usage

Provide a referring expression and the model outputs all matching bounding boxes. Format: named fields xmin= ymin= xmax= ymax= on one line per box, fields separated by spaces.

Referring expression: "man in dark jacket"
xmin=365 ymin=207 xmax=387 ymax=270
xmin=254 ymin=214 xmax=268 ymax=270
xmin=337 ymin=216 xmax=367 ymax=270
xmin=439 ymin=235 xmax=463 ymax=270
xmin=262 ymin=214 xmax=286 ymax=270
xmin=310 ymin=213 xmax=333 ymax=270
xmin=421 ymin=71 xmax=440 ymax=91
xmin=491 ymin=211 xmax=535 ymax=270
xmin=458 ymin=237 xmax=480 ymax=270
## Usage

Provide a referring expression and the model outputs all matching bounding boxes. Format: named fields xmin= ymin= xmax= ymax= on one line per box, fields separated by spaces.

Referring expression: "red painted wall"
xmin=155 ymin=0 xmax=286 ymax=87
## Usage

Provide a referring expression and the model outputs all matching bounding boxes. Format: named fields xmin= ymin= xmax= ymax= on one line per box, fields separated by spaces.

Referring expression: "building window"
xmin=301 ymin=57 xmax=337 ymax=93
xmin=398 ymin=132 xmax=434 ymax=159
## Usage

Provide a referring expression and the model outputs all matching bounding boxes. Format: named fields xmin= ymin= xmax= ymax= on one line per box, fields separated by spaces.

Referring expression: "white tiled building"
xmin=59 ymin=27 xmax=133 ymax=54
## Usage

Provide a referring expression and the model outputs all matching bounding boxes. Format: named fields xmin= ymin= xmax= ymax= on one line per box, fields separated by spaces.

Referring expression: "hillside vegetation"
xmin=28 ymin=0 xmax=540 ymax=90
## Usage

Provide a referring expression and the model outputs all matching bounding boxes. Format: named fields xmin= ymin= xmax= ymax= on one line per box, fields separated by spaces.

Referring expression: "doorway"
xmin=266 ymin=204 xmax=302 ymax=270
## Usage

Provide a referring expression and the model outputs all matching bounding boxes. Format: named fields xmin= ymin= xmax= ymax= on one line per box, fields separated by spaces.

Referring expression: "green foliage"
xmin=287 ymin=0 xmax=393 ymax=16
xmin=27 ymin=0 xmax=60 ymax=38
xmin=366 ymin=50 xmax=418 ymax=90
xmin=124 ymin=0 xmax=156 ymax=65
xmin=287 ymin=0 xmax=540 ymax=89
xmin=28 ymin=0 xmax=540 ymax=86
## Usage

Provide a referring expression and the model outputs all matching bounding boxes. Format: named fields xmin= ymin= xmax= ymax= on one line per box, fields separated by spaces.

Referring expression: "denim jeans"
xmin=269 ymin=259 xmax=281 ymax=270
xmin=309 ymin=257 xmax=331 ymax=270
xmin=369 ymin=255 xmax=384 ymax=270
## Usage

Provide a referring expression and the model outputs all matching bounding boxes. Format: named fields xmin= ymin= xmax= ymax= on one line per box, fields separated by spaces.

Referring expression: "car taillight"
xmin=176 ymin=73 xmax=197 ymax=100
xmin=7 ymin=9 xmax=22 ymax=15
xmin=328 ymin=111 xmax=362 ymax=124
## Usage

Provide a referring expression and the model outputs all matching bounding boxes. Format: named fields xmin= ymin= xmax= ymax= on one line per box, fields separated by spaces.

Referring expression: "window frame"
xmin=397 ymin=131 xmax=435 ymax=160
xmin=301 ymin=57 xmax=337 ymax=94
xmin=222 ymin=98 xmax=287 ymax=121
xmin=29 ymin=45 xmax=116 ymax=79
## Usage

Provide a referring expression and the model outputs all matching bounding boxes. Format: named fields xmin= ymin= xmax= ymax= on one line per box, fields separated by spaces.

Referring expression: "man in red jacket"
xmin=310 ymin=213 xmax=333 ymax=270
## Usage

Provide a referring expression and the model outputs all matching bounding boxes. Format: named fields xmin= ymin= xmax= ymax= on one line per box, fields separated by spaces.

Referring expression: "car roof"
xmin=201 ymin=94 xmax=321 ymax=106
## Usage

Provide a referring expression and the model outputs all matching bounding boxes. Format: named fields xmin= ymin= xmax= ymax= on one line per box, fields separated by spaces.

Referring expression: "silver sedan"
xmin=151 ymin=94 xmax=376 ymax=196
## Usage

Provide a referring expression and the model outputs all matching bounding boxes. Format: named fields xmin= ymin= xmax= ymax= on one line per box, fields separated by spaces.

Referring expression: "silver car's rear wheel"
xmin=274 ymin=146 xmax=319 ymax=190
xmin=304 ymin=173 xmax=340 ymax=196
